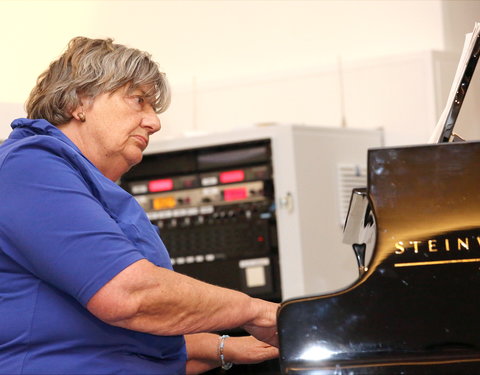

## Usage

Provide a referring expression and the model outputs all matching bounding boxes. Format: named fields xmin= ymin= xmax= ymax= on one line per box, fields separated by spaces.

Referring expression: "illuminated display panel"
xmin=223 ymin=187 xmax=247 ymax=201
xmin=149 ymin=178 xmax=174 ymax=192
xmin=219 ymin=170 xmax=245 ymax=184
xmin=153 ymin=196 xmax=176 ymax=210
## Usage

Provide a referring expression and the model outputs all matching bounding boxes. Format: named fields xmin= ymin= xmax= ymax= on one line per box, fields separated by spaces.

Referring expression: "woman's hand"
xmin=185 ymin=333 xmax=279 ymax=374
xmin=222 ymin=335 xmax=279 ymax=364
xmin=243 ymin=298 xmax=279 ymax=347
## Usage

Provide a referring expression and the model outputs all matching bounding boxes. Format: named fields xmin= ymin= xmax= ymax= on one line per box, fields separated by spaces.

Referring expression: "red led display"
xmin=219 ymin=170 xmax=245 ymax=184
xmin=223 ymin=187 xmax=247 ymax=201
xmin=148 ymin=178 xmax=174 ymax=192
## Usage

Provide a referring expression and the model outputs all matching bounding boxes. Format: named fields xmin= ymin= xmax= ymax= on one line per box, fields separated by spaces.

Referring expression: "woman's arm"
xmin=86 ymin=259 xmax=278 ymax=345
xmin=185 ymin=358 xmax=218 ymax=375
xmin=185 ymin=333 xmax=279 ymax=375
xmin=185 ymin=333 xmax=219 ymax=374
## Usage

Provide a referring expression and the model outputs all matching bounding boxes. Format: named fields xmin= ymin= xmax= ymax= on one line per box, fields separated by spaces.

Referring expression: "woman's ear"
xmin=71 ymin=96 xmax=87 ymax=122
xmin=72 ymin=108 xmax=86 ymax=122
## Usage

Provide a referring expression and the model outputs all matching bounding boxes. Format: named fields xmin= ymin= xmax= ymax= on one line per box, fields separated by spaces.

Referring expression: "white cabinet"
xmin=144 ymin=124 xmax=383 ymax=300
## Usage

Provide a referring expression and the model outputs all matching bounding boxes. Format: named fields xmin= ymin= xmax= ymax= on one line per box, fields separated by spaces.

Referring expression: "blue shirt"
xmin=0 ymin=119 xmax=186 ymax=374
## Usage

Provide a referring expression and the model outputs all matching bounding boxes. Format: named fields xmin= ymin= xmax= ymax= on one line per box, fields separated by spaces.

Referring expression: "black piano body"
xmin=278 ymin=141 xmax=480 ymax=374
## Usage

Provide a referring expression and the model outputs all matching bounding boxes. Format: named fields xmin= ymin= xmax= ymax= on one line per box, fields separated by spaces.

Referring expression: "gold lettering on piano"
xmin=411 ymin=241 xmax=421 ymax=253
xmin=394 ymin=237 xmax=476 ymax=255
xmin=394 ymin=235 xmax=480 ymax=267
xmin=458 ymin=238 xmax=469 ymax=250
xmin=394 ymin=241 xmax=405 ymax=255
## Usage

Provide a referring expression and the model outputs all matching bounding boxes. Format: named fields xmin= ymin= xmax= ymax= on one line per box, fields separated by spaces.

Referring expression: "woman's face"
xmin=75 ymin=85 xmax=161 ymax=180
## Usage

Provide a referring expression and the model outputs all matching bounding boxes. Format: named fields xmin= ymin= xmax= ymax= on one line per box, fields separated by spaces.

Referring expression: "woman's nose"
xmin=142 ymin=106 xmax=161 ymax=134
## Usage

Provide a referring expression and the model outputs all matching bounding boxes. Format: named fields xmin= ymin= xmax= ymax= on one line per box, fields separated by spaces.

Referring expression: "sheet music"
xmin=428 ymin=22 xmax=480 ymax=143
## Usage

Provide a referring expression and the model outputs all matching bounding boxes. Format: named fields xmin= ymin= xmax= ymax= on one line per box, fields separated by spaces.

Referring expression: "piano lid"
xmin=278 ymin=141 xmax=480 ymax=374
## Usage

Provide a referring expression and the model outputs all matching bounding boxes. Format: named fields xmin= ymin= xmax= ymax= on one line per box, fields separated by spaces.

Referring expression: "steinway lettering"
xmin=394 ymin=236 xmax=480 ymax=255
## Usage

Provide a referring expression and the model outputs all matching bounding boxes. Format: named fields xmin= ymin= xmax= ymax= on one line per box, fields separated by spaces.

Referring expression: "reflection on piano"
xmin=278 ymin=24 xmax=480 ymax=374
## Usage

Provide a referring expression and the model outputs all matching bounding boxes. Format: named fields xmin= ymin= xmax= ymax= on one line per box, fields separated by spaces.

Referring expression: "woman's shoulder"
xmin=0 ymin=135 xmax=98 ymax=195
xmin=0 ymin=134 xmax=78 ymax=169
xmin=4 ymin=118 xmax=81 ymax=157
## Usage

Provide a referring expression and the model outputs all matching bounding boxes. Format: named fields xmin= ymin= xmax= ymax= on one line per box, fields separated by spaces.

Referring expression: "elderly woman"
xmin=0 ymin=37 xmax=278 ymax=374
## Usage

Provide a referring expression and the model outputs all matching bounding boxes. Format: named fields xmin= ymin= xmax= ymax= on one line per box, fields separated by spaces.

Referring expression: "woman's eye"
xmin=136 ymin=96 xmax=145 ymax=104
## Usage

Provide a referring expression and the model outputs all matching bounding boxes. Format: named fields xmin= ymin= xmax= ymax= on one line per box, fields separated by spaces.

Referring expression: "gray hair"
xmin=26 ymin=37 xmax=170 ymax=125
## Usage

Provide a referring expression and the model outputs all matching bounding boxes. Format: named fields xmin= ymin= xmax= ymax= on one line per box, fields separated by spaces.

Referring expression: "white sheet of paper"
xmin=428 ymin=22 xmax=480 ymax=143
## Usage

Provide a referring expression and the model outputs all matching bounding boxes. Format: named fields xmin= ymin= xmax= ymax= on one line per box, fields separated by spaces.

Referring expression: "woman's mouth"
xmin=132 ymin=135 xmax=148 ymax=148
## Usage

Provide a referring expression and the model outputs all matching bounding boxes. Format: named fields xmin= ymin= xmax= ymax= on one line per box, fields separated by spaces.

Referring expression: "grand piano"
xmin=278 ymin=24 xmax=480 ymax=374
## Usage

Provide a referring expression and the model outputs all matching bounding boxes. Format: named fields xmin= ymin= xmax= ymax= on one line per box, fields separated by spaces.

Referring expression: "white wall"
xmin=159 ymin=50 xmax=465 ymax=147
xmin=442 ymin=0 xmax=480 ymax=53
xmin=0 ymin=0 xmax=478 ymax=143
